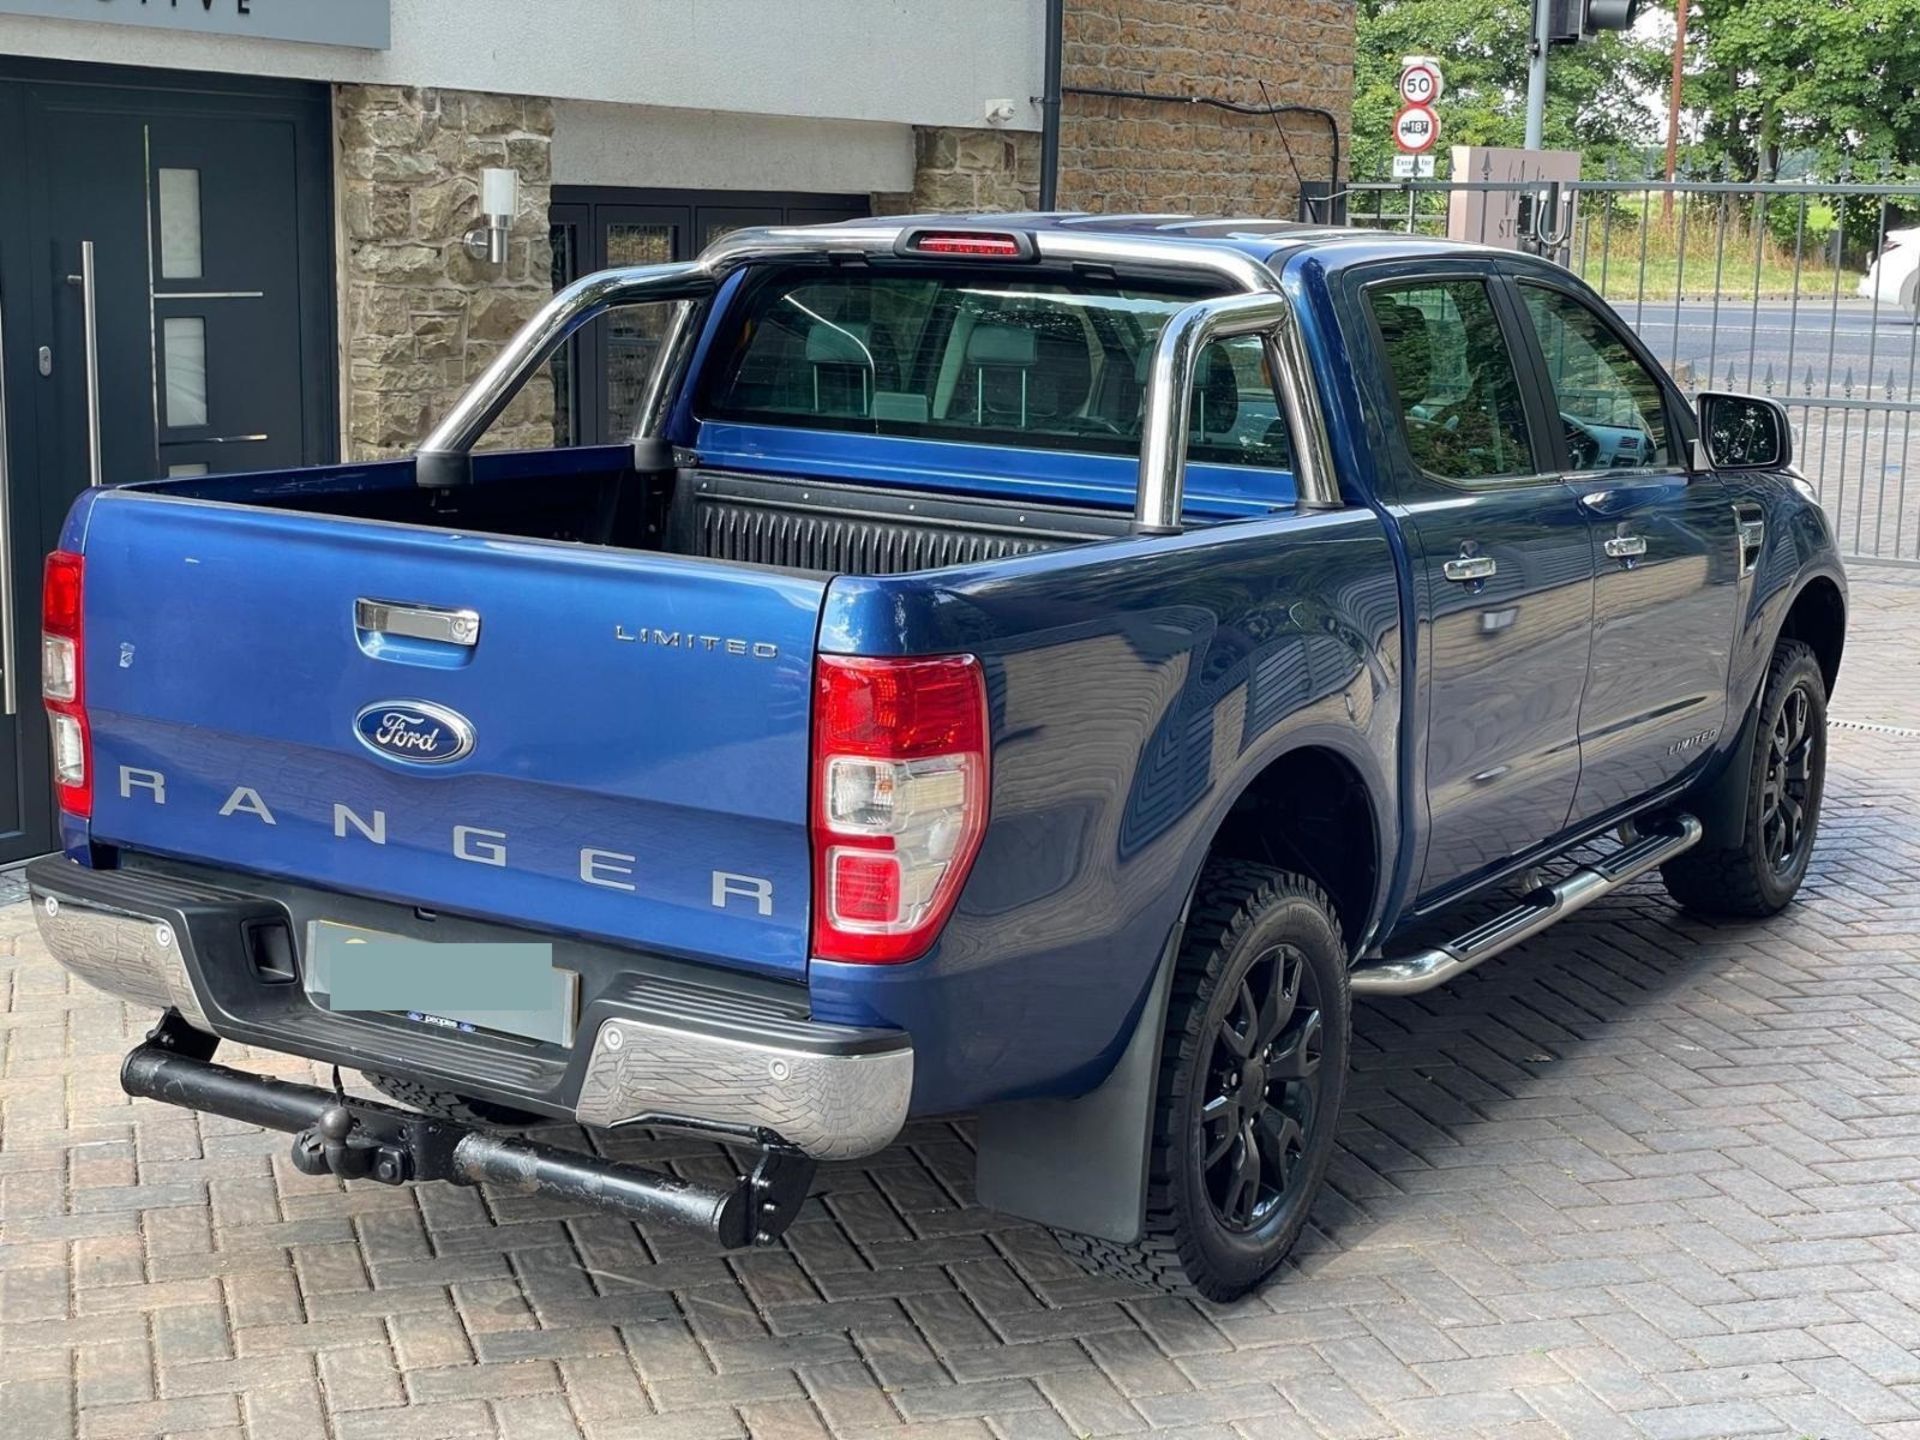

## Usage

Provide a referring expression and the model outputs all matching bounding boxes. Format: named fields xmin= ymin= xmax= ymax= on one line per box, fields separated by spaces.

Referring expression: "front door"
xmin=1355 ymin=269 xmax=1598 ymax=902
xmin=0 ymin=63 xmax=335 ymax=863
xmin=1510 ymin=277 xmax=1740 ymax=825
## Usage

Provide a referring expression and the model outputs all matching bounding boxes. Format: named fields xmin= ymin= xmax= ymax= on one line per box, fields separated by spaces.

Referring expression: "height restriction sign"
xmin=1395 ymin=104 xmax=1440 ymax=154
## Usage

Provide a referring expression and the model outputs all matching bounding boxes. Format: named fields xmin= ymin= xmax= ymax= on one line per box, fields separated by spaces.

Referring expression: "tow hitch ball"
xmin=291 ymin=1104 xmax=412 ymax=1185
xmin=124 ymin=1013 xmax=817 ymax=1250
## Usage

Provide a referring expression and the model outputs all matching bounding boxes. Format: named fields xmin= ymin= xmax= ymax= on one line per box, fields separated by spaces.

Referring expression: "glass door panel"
xmin=601 ymin=213 xmax=680 ymax=441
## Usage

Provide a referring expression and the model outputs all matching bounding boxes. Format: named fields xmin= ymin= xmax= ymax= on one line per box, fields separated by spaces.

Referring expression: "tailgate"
xmin=79 ymin=493 xmax=825 ymax=980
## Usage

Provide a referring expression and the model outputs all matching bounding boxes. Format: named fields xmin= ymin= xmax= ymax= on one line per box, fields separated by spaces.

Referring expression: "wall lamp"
xmin=463 ymin=167 xmax=520 ymax=266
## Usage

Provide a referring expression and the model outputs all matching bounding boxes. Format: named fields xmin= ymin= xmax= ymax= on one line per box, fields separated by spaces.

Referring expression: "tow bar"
xmin=122 ymin=1015 xmax=816 ymax=1249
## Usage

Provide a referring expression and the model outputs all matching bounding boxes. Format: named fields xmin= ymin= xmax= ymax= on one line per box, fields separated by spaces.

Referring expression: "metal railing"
xmin=1341 ymin=169 xmax=1920 ymax=566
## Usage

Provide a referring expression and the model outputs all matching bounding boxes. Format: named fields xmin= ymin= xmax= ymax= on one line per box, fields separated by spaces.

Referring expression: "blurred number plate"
xmin=305 ymin=921 xmax=577 ymax=1046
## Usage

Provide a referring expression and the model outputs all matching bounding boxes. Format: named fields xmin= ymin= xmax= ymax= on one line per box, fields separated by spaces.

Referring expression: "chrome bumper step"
xmin=1350 ymin=814 xmax=1704 ymax=997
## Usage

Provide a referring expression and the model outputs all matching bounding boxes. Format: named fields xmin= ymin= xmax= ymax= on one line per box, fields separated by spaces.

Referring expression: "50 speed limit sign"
xmin=1394 ymin=104 xmax=1440 ymax=154
xmin=1398 ymin=63 xmax=1441 ymax=106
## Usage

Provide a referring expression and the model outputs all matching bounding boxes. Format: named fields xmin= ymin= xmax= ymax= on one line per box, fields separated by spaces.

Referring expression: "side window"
xmin=1519 ymin=285 xmax=1672 ymax=470
xmin=1366 ymin=280 xmax=1535 ymax=484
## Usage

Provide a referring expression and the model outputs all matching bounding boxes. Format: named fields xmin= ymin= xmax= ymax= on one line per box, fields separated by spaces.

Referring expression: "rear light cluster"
xmin=810 ymin=655 xmax=989 ymax=964
xmin=42 ymin=551 xmax=90 ymax=818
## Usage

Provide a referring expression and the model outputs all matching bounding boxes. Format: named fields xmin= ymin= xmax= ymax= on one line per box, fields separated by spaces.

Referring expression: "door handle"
xmin=1443 ymin=554 xmax=1497 ymax=583
xmin=1603 ymin=534 xmax=1648 ymax=560
xmin=64 ymin=241 xmax=104 ymax=488
xmin=0 ymin=298 xmax=16 ymax=716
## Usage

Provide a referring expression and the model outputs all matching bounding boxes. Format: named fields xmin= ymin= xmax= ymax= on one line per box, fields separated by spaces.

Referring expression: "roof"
xmin=823 ymin=210 xmax=1483 ymax=267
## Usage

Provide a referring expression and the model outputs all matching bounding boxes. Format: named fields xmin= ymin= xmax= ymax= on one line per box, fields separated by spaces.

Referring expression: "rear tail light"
xmin=42 ymin=550 xmax=90 ymax=818
xmin=811 ymin=654 xmax=989 ymax=964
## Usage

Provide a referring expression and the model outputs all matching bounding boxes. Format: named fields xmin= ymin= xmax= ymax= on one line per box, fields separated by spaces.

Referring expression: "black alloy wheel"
xmin=1200 ymin=942 xmax=1325 ymax=1233
xmin=1760 ymin=678 xmax=1817 ymax=876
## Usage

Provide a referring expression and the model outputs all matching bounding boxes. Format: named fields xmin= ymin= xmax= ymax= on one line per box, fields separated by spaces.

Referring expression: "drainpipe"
xmin=1039 ymin=0 xmax=1064 ymax=209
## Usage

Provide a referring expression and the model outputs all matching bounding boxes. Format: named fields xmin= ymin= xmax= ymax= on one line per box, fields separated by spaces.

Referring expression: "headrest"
xmin=806 ymin=322 xmax=873 ymax=367
xmin=1195 ymin=345 xmax=1239 ymax=436
xmin=1375 ymin=300 xmax=1432 ymax=403
xmin=1130 ymin=342 xmax=1240 ymax=435
xmin=967 ymin=322 xmax=1039 ymax=368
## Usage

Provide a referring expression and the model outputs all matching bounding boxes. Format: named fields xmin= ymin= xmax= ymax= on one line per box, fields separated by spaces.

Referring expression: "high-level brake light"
xmin=896 ymin=229 xmax=1036 ymax=261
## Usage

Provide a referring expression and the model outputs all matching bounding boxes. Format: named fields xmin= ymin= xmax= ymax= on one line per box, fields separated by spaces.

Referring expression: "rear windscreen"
xmin=700 ymin=268 xmax=1292 ymax=471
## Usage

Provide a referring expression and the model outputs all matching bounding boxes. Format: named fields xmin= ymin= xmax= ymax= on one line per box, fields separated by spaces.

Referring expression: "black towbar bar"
xmin=122 ymin=1016 xmax=814 ymax=1249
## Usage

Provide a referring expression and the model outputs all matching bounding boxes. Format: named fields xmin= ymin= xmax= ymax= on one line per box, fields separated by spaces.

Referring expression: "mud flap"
xmin=974 ymin=921 xmax=1181 ymax=1244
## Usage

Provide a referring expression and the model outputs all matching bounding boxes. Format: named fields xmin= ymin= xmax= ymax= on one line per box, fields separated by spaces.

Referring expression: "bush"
xmin=1764 ymin=195 xmax=1838 ymax=254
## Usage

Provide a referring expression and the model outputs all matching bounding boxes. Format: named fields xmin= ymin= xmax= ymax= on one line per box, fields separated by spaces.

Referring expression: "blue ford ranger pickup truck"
xmin=29 ymin=215 xmax=1846 ymax=1299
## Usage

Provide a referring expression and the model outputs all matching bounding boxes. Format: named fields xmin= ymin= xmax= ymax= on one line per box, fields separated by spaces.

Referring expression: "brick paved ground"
xmin=2 ymin=572 xmax=1917 ymax=1440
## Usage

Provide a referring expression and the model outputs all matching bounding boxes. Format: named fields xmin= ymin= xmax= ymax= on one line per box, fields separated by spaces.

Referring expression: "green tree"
xmin=1353 ymin=0 xmax=1669 ymax=179
xmin=1684 ymin=0 xmax=1920 ymax=180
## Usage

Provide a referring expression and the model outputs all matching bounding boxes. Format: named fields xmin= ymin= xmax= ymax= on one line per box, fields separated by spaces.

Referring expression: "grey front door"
xmin=0 ymin=62 xmax=335 ymax=863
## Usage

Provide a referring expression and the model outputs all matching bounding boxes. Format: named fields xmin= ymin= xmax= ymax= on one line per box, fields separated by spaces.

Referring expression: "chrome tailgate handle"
xmin=355 ymin=599 xmax=481 ymax=647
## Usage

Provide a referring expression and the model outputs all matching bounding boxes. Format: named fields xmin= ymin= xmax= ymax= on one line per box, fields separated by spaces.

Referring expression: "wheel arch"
xmin=1692 ymin=571 xmax=1844 ymax=846
xmin=1202 ymin=740 xmax=1388 ymax=958
xmin=1777 ymin=573 xmax=1845 ymax=696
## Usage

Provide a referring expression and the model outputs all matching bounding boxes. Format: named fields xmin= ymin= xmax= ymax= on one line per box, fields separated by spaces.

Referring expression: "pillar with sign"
xmin=1392 ymin=59 xmax=1442 ymax=180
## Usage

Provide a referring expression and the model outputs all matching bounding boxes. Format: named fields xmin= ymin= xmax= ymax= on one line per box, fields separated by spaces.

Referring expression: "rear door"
xmin=1352 ymin=264 xmax=1597 ymax=900
xmin=80 ymin=493 xmax=826 ymax=980
xmin=1508 ymin=274 xmax=1739 ymax=824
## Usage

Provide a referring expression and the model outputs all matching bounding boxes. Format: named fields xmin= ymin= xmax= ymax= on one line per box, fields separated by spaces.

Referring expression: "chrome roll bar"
xmin=417 ymin=262 xmax=717 ymax=488
xmin=414 ymin=223 xmax=1340 ymax=529
xmin=1133 ymin=292 xmax=1338 ymax=533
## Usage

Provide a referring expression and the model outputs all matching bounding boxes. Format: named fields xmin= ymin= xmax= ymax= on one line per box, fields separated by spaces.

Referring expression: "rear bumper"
xmin=27 ymin=855 xmax=911 ymax=1161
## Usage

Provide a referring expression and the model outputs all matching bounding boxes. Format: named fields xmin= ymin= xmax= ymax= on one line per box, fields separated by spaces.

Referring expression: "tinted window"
xmin=1520 ymin=285 xmax=1671 ymax=470
xmin=703 ymin=270 xmax=1292 ymax=470
xmin=1367 ymin=280 xmax=1535 ymax=483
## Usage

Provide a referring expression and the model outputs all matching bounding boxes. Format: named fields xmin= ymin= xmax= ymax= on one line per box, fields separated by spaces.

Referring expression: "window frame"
xmin=1502 ymin=266 xmax=1698 ymax=478
xmin=1349 ymin=260 xmax=1563 ymax=499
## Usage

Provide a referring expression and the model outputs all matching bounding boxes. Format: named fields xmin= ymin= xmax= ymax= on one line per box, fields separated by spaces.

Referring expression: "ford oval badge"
xmin=353 ymin=700 xmax=475 ymax=766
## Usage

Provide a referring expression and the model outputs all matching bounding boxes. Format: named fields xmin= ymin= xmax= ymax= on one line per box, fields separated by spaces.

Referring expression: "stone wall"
xmin=872 ymin=126 xmax=1040 ymax=216
xmin=1058 ymin=0 xmax=1353 ymax=217
xmin=881 ymin=3 xmax=1353 ymax=220
xmin=337 ymin=85 xmax=556 ymax=460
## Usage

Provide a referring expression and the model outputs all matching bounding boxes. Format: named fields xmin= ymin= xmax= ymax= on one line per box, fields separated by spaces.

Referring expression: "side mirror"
xmin=1695 ymin=391 xmax=1794 ymax=472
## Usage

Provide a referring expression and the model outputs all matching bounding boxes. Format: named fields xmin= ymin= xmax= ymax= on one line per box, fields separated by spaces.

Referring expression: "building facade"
xmin=0 ymin=0 xmax=1351 ymax=859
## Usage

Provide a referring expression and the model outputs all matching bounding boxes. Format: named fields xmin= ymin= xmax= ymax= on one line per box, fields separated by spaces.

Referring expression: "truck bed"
xmin=142 ymin=447 xmax=1134 ymax=578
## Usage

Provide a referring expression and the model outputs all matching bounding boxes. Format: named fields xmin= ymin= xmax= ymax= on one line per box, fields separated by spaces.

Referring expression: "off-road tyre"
xmin=1662 ymin=638 xmax=1828 ymax=918
xmin=361 ymin=1072 xmax=542 ymax=1129
xmin=1055 ymin=861 xmax=1350 ymax=1301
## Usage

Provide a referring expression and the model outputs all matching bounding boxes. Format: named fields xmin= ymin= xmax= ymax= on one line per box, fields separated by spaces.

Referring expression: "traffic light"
xmin=1546 ymin=0 xmax=1641 ymax=44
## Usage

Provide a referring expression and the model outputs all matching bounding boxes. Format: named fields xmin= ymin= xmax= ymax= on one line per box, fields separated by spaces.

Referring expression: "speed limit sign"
xmin=1394 ymin=104 xmax=1440 ymax=154
xmin=1398 ymin=63 xmax=1441 ymax=107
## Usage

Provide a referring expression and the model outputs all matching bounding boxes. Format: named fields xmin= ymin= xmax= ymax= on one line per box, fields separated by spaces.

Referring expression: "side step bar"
xmin=1351 ymin=814 xmax=1704 ymax=997
xmin=122 ymin=1016 xmax=815 ymax=1249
